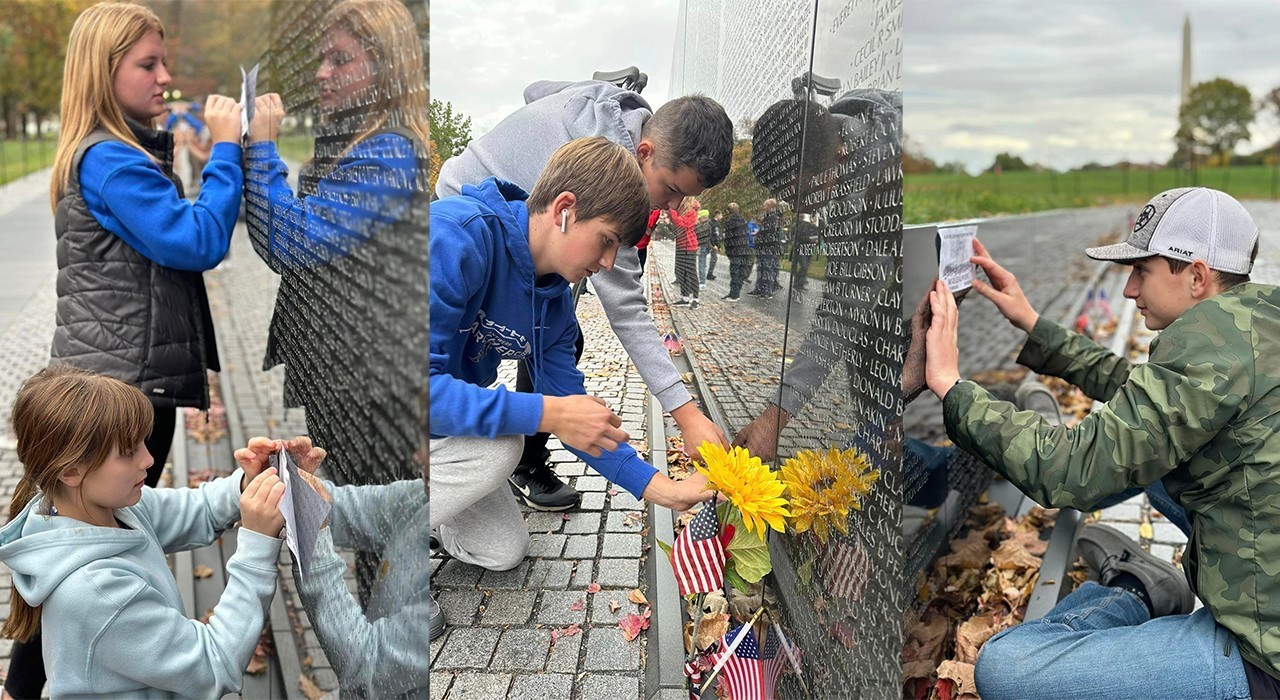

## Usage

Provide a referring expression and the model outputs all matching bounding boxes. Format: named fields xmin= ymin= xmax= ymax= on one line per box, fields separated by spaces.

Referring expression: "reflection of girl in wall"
xmin=244 ymin=0 xmax=429 ymax=490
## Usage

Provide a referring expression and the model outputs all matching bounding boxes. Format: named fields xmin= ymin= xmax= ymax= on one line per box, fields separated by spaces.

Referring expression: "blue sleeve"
xmin=132 ymin=469 xmax=244 ymax=553
xmin=533 ymin=305 xmax=657 ymax=499
xmin=79 ymin=140 xmax=241 ymax=271
xmin=243 ymin=135 xmax=417 ymax=271
xmin=428 ymin=211 xmax=543 ymax=438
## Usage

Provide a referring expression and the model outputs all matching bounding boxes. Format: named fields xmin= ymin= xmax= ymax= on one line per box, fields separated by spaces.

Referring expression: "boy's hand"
xmin=540 ymin=395 xmax=630 ymax=457
xmin=671 ymin=404 xmax=728 ymax=459
xmin=926 ymin=279 xmax=963 ymax=400
xmin=643 ymin=471 xmax=714 ymax=513
xmin=971 ymin=238 xmax=1039 ymax=333
xmin=249 ymin=92 xmax=285 ymax=143
xmin=204 ymin=94 xmax=243 ymax=145
xmin=240 ymin=468 xmax=286 ymax=537
xmin=234 ymin=436 xmax=280 ymax=491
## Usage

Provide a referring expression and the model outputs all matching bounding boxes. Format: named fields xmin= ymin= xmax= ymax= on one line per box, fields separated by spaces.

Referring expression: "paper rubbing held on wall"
xmin=270 ymin=443 xmax=330 ymax=578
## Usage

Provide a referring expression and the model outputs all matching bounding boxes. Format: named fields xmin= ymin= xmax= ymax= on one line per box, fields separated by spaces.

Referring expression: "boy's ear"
xmin=1189 ymin=260 xmax=1213 ymax=298
xmin=553 ymin=191 xmax=578 ymax=229
xmin=636 ymin=139 xmax=654 ymax=163
xmin=58 ymin=465 xmax=85 ymax=489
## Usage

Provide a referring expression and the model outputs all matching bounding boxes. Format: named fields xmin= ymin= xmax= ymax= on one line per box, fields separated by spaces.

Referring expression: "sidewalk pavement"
xmin=427 ymin=291 xmax=654 ymax=700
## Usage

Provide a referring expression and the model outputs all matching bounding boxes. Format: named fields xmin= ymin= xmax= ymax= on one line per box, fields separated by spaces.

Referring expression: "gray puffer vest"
xmin=51 ymin=122 xmax=220 ymax=409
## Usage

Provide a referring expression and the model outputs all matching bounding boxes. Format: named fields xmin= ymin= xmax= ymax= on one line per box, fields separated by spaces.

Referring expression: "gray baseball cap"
xmin=1085 ymin=187 xmax=1259 ymax=274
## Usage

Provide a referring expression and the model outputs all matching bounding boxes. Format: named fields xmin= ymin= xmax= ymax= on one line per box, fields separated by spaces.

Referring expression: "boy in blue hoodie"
xmin=430 ymin=137 xmax=713 ymax=574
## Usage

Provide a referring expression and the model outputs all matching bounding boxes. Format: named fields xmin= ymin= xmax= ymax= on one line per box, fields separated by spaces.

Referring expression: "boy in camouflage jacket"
xmin=925 ymin=188 xmax=1278 ymax=699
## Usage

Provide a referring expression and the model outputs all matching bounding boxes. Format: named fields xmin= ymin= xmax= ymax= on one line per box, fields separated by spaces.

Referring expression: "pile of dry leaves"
xmin=903 ymin=498 xmax=1079 ymax=700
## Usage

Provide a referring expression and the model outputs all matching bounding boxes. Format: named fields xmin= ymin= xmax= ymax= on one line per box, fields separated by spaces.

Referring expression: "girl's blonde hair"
xmin=49 ymin=2 xmax=164 ymax=211
xmin=320 ymin=0 xmax=429 ymax=157
xmin=1 ymin=365 xmax=153 ymax=642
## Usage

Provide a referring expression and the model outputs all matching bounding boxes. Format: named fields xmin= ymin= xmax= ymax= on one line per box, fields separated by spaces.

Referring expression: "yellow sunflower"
xmin=779 ymin=447 xmax=880 ymax=544
xmin=695 ymin=442 xmax=790 ymax=539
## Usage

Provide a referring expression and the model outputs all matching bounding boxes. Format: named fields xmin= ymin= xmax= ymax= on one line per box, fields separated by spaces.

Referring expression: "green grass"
xmin=276 ymin=133 xmax=315 ymax=164
xmin=0 ymin=139 xmax=57 ymax=187
xmin=906 ymin=165 xmax=1280 ymax=224
xmin=780 ymin=252 xmax=828 ymax=281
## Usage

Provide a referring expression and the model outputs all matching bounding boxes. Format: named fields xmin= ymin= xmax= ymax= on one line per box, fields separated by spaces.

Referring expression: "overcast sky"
xmin=906 ymin=0 xmax=1280 ymax=173
xmin=431 ymin=0 xmax=680 ymax=136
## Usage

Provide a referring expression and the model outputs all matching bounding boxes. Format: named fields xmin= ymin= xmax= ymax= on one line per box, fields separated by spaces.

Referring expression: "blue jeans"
xmin=975 ymin=582 xmax=1250 ymax=699
xmin=1093 ymin=479 xmax=1190 ymax=537
xmin=698 ymin=245 xmax=717 ymax=284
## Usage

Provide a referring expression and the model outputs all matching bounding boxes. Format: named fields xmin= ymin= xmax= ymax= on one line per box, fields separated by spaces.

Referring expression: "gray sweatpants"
xmin=429 ymin=435 xmax=529 ymax=571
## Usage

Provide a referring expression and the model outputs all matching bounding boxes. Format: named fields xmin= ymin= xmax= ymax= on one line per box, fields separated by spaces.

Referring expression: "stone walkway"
xmin=427 ymin=291 xmax=655 ymax=700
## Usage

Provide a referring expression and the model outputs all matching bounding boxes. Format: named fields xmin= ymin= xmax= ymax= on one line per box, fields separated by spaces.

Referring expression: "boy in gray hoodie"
xmin=436 ymin=80 xmax=735 ymax=510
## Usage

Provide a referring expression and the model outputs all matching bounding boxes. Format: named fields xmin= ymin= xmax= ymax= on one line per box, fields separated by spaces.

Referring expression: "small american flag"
xmin=708 ymin=624 xmax=784 ymax=699
xmin=819 ymin=531 xmax=871 ymax=602
xmin=670 ymin=502 xmax=725 ymax=596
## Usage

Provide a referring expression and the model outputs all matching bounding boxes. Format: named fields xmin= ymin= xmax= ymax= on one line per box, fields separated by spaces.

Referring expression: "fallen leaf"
xmin=609 ymin=599 xmax=621 ymax=614
xmin=193 ymin=565 xmax=214 ymax=579
xmin=569 ymin=599 xmax=585 ymax=612
xmin=587 ymin=582 xmax=602 ymax=594
xmin=628 ymin=589 xmax=648 ymax=605
xmin=551 ymin=622 xmax=582 ymax=646
xmin=618 ymin=609 xmax=652 ymax=641
xmin=607 ymin=488 xmax=620 ymax=496
xmin=695 ymin=612 xmax=729 ymax=649
xmin=935 ymin=660 xmax=979 ymax=700
xmin=299 ymin=674 xmax=325 ymax=700
xmin=1139 ymin=518 xmax=1154 ymax=540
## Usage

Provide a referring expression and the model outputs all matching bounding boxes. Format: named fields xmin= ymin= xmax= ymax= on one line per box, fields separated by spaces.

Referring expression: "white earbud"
xmin=561 ymin=209 xmax=568 ymax=233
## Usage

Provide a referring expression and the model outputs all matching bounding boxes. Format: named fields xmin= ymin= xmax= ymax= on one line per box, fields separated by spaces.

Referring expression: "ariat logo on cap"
xmin=1134 ymin=204 xmax=1156 ymax=232
xmin=1167 ymin=246 xmax=1194 ymax=257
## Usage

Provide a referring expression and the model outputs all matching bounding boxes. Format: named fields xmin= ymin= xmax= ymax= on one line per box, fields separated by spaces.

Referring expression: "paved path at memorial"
xmin=427 ymin=296 xmax=654 ymax=700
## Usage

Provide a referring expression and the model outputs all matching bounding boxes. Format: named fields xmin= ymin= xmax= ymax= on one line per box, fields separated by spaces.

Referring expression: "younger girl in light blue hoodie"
xmin=0 ymin=365 xmax=286 ymax=698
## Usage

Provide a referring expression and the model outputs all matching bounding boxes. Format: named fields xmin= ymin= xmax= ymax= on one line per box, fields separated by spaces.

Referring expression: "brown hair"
xmin=2 ymin=365 xmax=152 ymax=642
xmin=50 ymin=2 xmax=164 ymax=210
xmin=1161 ymin=238 xmax=1258 ymax=290
xmin=527 ymin=137 xmax=650 ymax=246
xmin=640 ymin=94 xmax=733 ymax=188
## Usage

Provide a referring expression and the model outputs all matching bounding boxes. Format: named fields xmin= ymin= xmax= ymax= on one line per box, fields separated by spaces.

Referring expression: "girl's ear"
xmin=58 ymin=466 xmax=84 ymax=490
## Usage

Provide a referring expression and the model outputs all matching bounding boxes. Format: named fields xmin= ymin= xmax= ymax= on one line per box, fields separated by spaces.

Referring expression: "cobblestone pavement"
xmin=427 ymin=291 xmax=654 ymax=700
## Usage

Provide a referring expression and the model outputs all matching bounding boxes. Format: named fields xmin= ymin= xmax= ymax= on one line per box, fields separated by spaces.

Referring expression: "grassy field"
xmin=907 ymin=165 xmax=1280 ymax=224
xmin=277 ymin=133 xmax=315 ymax=164
xmin=0 ymin=139 xmax=57 ymax=187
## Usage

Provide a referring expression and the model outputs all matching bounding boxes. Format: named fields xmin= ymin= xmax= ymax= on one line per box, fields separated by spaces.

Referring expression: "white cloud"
xmin=906 ymin=0 xmax=1280 ymax=172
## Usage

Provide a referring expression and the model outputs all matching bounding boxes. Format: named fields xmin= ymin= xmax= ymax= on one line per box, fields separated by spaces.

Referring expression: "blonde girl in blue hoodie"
xmin=0 ymin=366 xmax=288 ymax=698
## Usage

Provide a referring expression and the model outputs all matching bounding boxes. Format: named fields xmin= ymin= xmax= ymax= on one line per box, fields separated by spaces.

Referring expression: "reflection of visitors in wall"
xmin=926 ymin=188 xmax=1280 ymax=700
xmin=243 ymin=0 xmax=429 ymax=489
xmin=670 ymin=196 xmax=701 ymax=308
xmin=429 ymin=138 xmax=715 ymax=639
xmin=733 ymin=89 xmax=903 ymax=462
xmin=699 ymin=210 xmax=721 ymax=285
xmin=435 ymin=78 xmax=733 ymax=513
xmin=749 ymin=198 xmax=783 ymax=298
xmin=722 ymin=202 xmax=751 ymax=301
